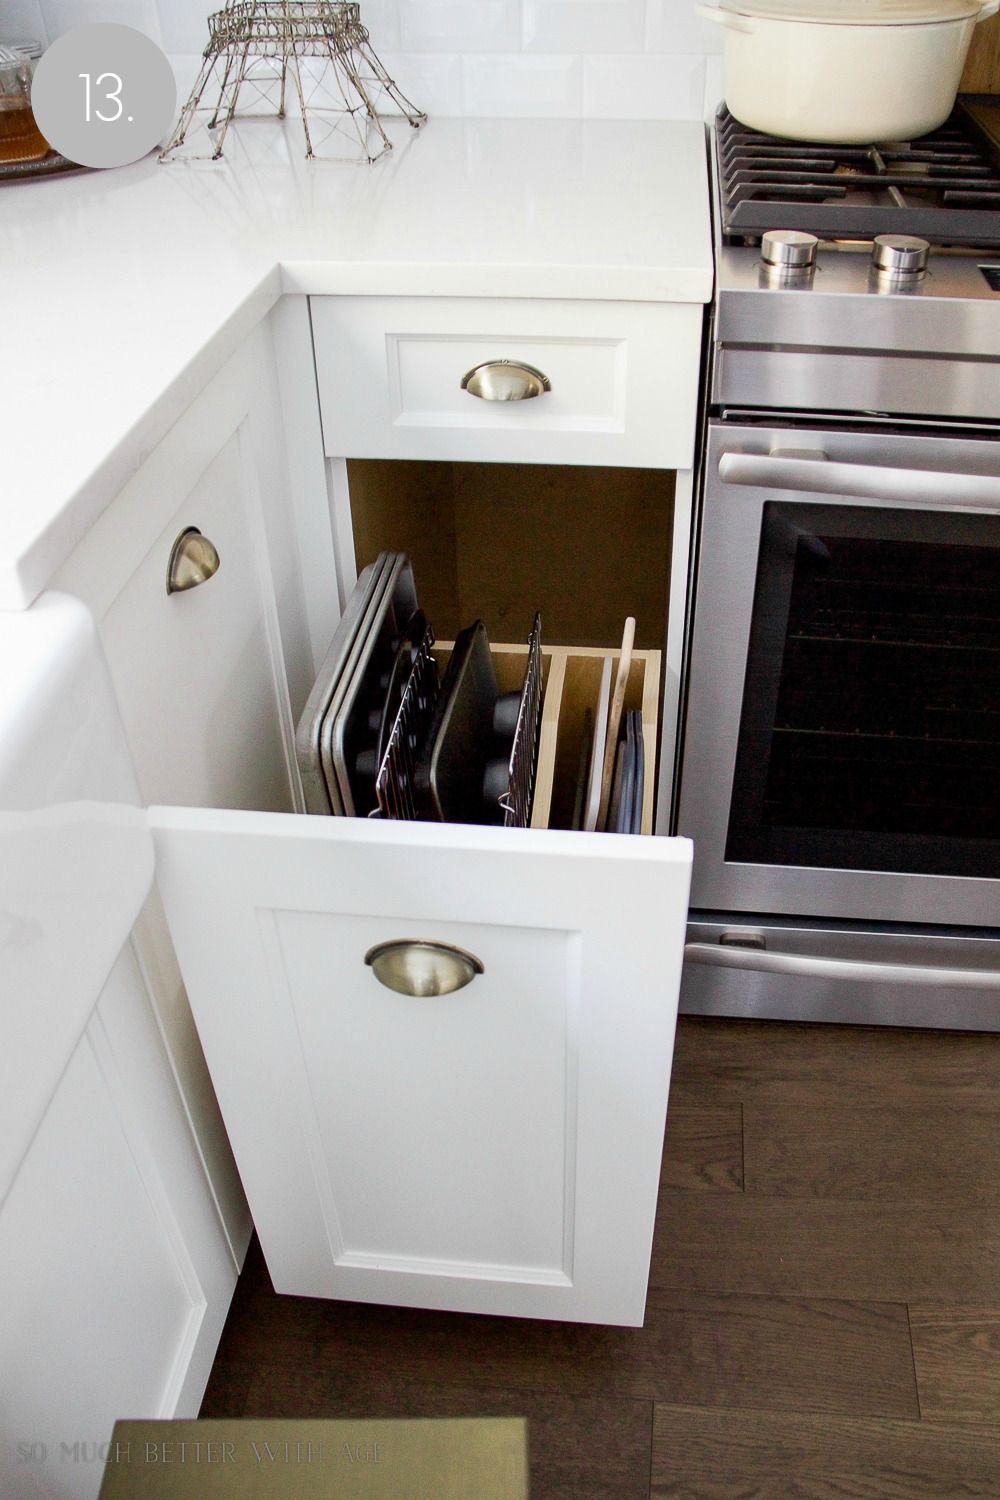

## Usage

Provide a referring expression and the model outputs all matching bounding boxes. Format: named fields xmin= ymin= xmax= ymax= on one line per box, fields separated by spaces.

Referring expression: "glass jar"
xmin=0 ymin=43 xmax=50 ymax=164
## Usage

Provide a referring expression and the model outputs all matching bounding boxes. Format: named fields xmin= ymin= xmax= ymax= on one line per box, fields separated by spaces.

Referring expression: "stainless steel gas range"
xmin=677 ymin=102 xmax=1000 ymax=1030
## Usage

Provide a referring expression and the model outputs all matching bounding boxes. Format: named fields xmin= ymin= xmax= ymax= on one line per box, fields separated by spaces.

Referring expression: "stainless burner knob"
xmin=761 ymin=230 xmax=818 ymax=269
xmin=872 ymin=235 xmax=929 ymax=274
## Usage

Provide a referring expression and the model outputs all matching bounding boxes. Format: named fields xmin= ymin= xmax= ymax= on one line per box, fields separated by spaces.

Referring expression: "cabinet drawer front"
xmin=311 ymin=296 xmax=703 ymax=468
xmin=149 ymin=808 xmax=692 ymax=1326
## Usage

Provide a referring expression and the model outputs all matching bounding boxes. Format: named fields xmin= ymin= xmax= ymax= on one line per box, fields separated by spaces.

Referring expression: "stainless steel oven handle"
xmin=684 ymin=943 xmax=1000 ymax=990
xmin=718 ymin=451 xmax=1000 ymax=511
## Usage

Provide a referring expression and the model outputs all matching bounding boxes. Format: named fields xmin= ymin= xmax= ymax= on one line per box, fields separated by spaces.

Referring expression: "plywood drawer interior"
xmin=347 ymin=459 xmax=674 ymax=653
xmin=345 ymin=458 xmax=669 ymax=832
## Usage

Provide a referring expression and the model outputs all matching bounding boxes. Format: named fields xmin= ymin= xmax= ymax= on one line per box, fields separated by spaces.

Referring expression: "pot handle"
xmin=694 ymin=3 xmax=757 ymax=32
xmin=977 ymin=0 xmax=1000 ymax=19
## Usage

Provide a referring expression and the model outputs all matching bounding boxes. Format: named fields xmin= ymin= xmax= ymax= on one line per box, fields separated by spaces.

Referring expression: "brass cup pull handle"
xmin=365 ymin=940 xmax=484 ymax=996
xmin=167 ymin=527 xmax=221 ymax=595
xmin=461 ymin=360 xmax=551 ymax=402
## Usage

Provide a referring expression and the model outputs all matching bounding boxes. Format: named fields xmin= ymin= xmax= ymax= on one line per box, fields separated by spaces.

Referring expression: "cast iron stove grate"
xmin=716 ymin=106 xmax=1000 ymax=245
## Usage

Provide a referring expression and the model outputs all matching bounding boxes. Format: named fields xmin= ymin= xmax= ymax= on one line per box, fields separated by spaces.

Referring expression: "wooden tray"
xmin=0 ymin=150 xmax=88 ymax=183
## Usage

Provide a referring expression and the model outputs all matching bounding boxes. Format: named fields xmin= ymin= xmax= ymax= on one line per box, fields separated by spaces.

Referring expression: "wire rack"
xmin=499 ymin=612 xmax=544 ymax=830
xmin=160 ymin=0 xmax=426 ymax=164
xmin=374 ymin=622 xmax=439 ymax=820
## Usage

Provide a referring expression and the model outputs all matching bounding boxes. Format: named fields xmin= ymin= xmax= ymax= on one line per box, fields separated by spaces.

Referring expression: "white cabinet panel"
xmin=0 ymin=952 xmax=208 ymax=1500
xmin=97 ymin=430 xmax=295 ymax=815
xmin=311 ymin=295 xmax=703 ymax=468
xmin=149 ymin=807 xmax=692 ymax=1327
xmin=94 ymin=941 xmax=239 ymax=1415
xmin=50 ymin=319 xmax=326 ymax=1272
xmin=0 ymin=592 xmax=153 ymax=1207
xmin=274 ymin=910 xmax=573 ymax=1276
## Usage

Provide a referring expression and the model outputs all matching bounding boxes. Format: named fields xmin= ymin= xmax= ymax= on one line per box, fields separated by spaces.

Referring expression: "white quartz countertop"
xmin=0 ymin=117 xmax=712 ymax=609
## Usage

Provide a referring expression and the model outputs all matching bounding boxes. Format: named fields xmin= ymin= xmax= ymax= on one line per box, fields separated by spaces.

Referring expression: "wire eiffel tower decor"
xmin=160 ymin=0 xmax=426 ymax=164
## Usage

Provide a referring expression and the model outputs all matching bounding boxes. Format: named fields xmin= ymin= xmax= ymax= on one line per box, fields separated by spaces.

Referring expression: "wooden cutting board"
xmin=961 ymin=14 xmax=1000 ymax=94
xmin=98 ymin=1419 xmax=529 ymax=1500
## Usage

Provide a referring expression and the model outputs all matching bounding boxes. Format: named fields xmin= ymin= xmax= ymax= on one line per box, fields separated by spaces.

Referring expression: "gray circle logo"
xmin=31 ymin=24 xmax=176 ymax=168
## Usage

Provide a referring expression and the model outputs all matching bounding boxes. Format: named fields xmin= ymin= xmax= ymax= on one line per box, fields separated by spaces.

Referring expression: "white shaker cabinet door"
xmin=149 ymin=810 xmax=692 ymax=1327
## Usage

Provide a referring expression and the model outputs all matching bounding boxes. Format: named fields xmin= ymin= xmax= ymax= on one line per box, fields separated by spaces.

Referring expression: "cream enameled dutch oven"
xmin=697 ymin=0 xmax=1000 ymax=143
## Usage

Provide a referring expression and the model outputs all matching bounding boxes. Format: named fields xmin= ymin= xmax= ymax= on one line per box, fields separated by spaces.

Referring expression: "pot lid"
xmin=718 ymin=0 xmax=986 ymax=22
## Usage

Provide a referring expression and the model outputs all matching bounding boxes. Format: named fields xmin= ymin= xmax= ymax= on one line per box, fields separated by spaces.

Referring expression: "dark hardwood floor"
xmin=201 ymin=1016 xmax=1000 ymax=1497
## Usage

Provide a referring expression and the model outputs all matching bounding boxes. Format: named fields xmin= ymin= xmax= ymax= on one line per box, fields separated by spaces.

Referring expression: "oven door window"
xmin=726 ymin=501 xmax=1000 ymax=877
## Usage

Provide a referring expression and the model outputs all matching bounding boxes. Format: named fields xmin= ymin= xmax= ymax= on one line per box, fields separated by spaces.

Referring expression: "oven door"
xmin=679 ymin=419 xmax=1000 ymax=926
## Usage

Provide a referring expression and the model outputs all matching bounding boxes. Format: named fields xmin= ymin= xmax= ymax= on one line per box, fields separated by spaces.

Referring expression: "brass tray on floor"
xmin=98 ymin=1419 xmax=529 ymax=1500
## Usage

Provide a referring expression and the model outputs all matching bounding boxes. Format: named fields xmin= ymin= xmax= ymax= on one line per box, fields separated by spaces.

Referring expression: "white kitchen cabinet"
xmin=0 ymin=312 xmax=333 ymax=1499
xmin=52 ymin=315 xmax=319 ymax=801
xmin=0 ymin=943 xmax=238 ymax=1500
xmin=0 ymin=114 xmax=714 ymax=1492
xmin=139 ymin=292 xmax=693 ymax=1324
xmin=52 ymin=314 xmax=323 ymax=1269
xmin=83 ymin=428 xmax=295 ymax=814
xmin=47 ymin=292 xmax=696 ymax=1333
xmin=311 ymin=296 xmax=703 ymax=469
xmin=0 ymin=590 xmax=236 ymax=1500
xmin=313 ymin=291 xmax=702 ymax=821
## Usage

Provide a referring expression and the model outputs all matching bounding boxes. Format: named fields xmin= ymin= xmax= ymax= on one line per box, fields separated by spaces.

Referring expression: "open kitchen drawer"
xmin=126 ymin=422 xmax=690 ymax=1327
xmin=146 ymin=566 xmax=688 ymax=1329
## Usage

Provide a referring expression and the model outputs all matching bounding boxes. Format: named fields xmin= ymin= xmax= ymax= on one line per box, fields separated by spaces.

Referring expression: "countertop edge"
xmin=279 ymin=261 xmax=716 ymax=304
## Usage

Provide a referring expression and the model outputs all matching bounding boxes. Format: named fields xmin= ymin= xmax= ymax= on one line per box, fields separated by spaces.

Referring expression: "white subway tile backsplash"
xmin=377 ymin=50 xmax=463 ymax=114
xmin=462 ymin=52 xmax=582 ymax=116
xmin=156 ymin=0 xmax=212 ymax=53
xmin=360 ymin=0 xmax=402 ymax=51
xmin=167 ymin=51 xmax=204 ymax=103
xmin=157 ymin=0 xmax=400 ymax=54
xmin=0 ymin=0 xmax=48 ymax=49
xmin=582 ymin=51 xmax=704 ymax=118
xmin=400 ymin=0 xmax=520 ymax=53
xmin=703 ymin=54 xmax=724 ymax=119
xmin=40 ymin=0 xmax=161 ymax=43
xmin=645 ymin=0 xmax=722 ymax=53
xmin=523 ymin=0 xmax=644 ymax=54
xmin=46 ymin=0 xmax=726 ymax=122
